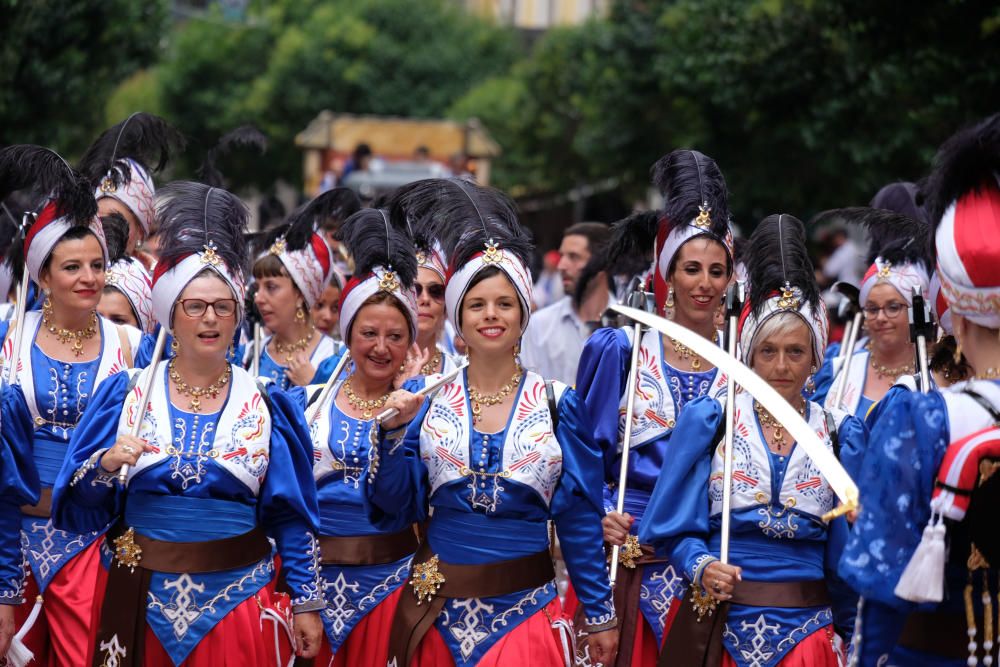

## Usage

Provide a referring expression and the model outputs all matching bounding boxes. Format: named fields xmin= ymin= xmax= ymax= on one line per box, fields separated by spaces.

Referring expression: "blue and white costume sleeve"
xmin=52 ymin=365 xmax=323 ymax=666
xmin=0 ymin=384 xmax=40 ymax=603
xmin=641 ymin=393 xmax=859 ymax=667
xmin=366 ymin=370 xmax=615 ymax=666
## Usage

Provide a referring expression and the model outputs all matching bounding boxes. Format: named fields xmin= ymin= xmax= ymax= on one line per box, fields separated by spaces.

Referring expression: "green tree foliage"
xmin=454 ymin=0 xmax=1000 ymax=224
xmin=0 ymin=0 xmax=169 ymax=155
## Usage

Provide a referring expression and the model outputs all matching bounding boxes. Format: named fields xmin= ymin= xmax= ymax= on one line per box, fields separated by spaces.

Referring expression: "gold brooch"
xmin=269 ymin=238 xmax=287 ymax=256
xmin=105 ymin=270 xmax=117 ymax=284
xmin=482 ymin=240 xmax=503 ymax=265
xmin=201 ymin=241 xmax=222 ymax=267
xmin=416 ymin=250 xmax=428 ymax=265
xmin=100 ymin=175 xmax=117 ymax=194
xmin=689 ymin=581 xmax=718 ymax=621
xmin=693 ymin=203 xmax=712 ymax=229
xmin=878 ymin=261 xmax=892 ymax=278
xmin=379 ymin=270 xmax=401 ymax=293
xmin=777 ymin=284 xmax=800 ymax=310
xmin=113 ymin=528 xmax=143 ymax=573
xmin=410 ymin=555 xmax=446 ymax=604
xmin=617 ymin=534 xmax=643 ymax=569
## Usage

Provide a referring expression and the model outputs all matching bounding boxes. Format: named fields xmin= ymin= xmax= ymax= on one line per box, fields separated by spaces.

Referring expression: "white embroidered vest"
xmin=307 ymin=377 xmax=368 ymax=488
xmin=709 ymin=392 xmax=837 ymax=521
xmin=823 ymin=349 xmax=869 ymax=416
xmin=118 ymin=364 xmax=272 ymax=494
xmin=3 ymin=311 xmax=137 ymax=425
xmin=619 ymin=327 xmax=727 ymax=452
xmin=420 ymin=370 xmax=567 ymax=509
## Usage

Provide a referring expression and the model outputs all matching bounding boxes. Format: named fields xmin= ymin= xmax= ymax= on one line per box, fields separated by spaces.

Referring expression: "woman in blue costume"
xmin=574 ymin=149 xmax=734 ymax=666
xmin=249 ymin=189 xmax=359 ymax=389
xmin=364 ymin=178 xmax=618 ymax=667
xmin=838 ymin=115 xmax=1000 ymax=667
xmin=812 ymin=196 xmax=931 ymax=419
xmin=293 ymin=207 xmax=426 ymax=667
xmin=52 ymin=181 xmax=325 ymax=666
xmin=641 ymin=214 xmax=863 ymax=667
xmin=0 ymin=145 xmax=143 ymax=666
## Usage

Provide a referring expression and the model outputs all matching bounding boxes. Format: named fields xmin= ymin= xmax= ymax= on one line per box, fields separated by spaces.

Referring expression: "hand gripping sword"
xmin=720 ymin=281 xmax=745 ymax=564
xmin=118 ymin=327 xmax=168 ymax=485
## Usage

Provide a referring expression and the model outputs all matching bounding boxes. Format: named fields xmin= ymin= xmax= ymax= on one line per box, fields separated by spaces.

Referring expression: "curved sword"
xmin=611 ymin=304 xmax=859 ymax=518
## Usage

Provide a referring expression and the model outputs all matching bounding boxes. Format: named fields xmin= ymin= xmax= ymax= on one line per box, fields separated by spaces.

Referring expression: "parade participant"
xmin=295 ymin=207 xmax=423 ymax=666
xmin=839 ymin=114 xmax=1000 ymax=666
xmin=250 ymin=190 xmax=344 ymax=388
xmin=311 ymin=271 xmax=344 ymax=339
xmin=0 ymin=145 xmax=142 ymax=666
xmin=78 ymin=112 xmax=185 ymax=270
xmin=52 ymin=180 xmax=325 ymax=666
xmin=573 ymin=149 xmax=733 ymax=665
xmin=641 ymin=213 xmax=862 ymax=667
xmin=98 ymin=213 xmax=155 ymax=333
xmin=812 ymin=209 xmax=930 ymax=416
xmin=365 ymin=178 xmax=618 ymax=667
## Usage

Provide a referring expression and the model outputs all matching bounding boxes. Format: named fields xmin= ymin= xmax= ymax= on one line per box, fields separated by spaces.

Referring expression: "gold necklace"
xmin=420 ymin=351 xmax=443 ymax=376
xmin=754 ymin=399 xmax=806 ymax=452
xmin=274 ymin=325 xmax=315 ymax=363
xmin=870 ymin=356 xmax=914 ymax=380
xmin=42 ymin=304 xmax=98 ymax=357
xmin=169 ymin=359 xmax=231 ymax=413
xmin=975 ymin=368 xmax=1000 ymax=380
xmin=668 ymin=333 xmax=718 ymax=371
xmin=469 ymin=367 xmax=523 ymax=423
xmin=342 ymin=376 xmax=392 ymax=419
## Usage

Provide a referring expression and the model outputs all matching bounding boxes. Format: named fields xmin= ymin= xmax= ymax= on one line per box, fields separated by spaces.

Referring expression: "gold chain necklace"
xmin=420 ymin=351 xmax=443 ymax=376
xmin=870 ymin=356 xmax=914 ymax=380
xmin=754 ymin=399 xmax=806 ymax=452
xmin=469 ymin=367 xmax=523 ymax=423
xmin=975 ymin=368 xmax=1000 ymax=380
xmin=274 ymin=325 xmax=315 ymax=363
xmin=668 ymin=333 xmax=718 ymax=371
xmin=169 ymin=359 xmax=231 ymax=413
xmin=342 ymin=376 xmax=392 ymax=419
xmin=42 ymin=306 xmax=98 ymax=357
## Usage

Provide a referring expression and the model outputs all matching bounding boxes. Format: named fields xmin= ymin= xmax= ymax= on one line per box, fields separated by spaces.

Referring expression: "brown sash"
xmin=318 ymin=527 xmax=418 ymax=566
xmin=899 ymin=610 xmax=999 ymax=661
xmin=387 ymin=542 xmax=555 ymax=666
xmin=92 ymin=523 xmax=271 ymax=667
xmin=21 ymin=487 xmax=52 ymax=518
xmin=659 ymin=579 xmax=830 ymax=667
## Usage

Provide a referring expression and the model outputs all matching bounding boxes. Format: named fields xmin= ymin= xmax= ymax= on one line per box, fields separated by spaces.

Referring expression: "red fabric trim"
xmin=151 ymin=253 xmax=192 ymax=286
xmin=446 ymin=250 xmax=485 ymax=282
xmin=339 ymin=273 xmax=371 ymax=309
xmin=934 ymin=425 xmax=1000 ymax=513
xmin=862 ymin=262 xmax=878 ymax=285
xmin=23 ymin=201 xmax=62 ymax=261
xmin=310 ymin=233 xmax=331 ymax=276
xmin=952 ymin=184 xmax=1000 ymax=286
xmin=654 ymin=213 xmax=668 ymax=314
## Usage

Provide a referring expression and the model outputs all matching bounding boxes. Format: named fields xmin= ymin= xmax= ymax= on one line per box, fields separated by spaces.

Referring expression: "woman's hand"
xmin=292 ymin=611 xmax=323 ymax=658
xmin=100 ymin=435 xmax=153 ymax=473
xmin=586 ymin=628 xmax=619 ymax=666
xmin=286 ymin=351 xmax=317 ymax=387
xmin=0 ymin=603 xmax=14 ymax=658
xmin=601 ymin=511 xmax=633 ymax=546
xmin=395 ymin=343 xmax=431 ymax=387
xmin=702 ymin=561 xmax=742 ymax=602
xmin=380 ymin=389 xmax=426 ymax=431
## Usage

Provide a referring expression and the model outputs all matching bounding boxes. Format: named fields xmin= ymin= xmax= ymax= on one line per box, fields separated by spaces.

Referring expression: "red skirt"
xmin=15 ymin=538 xmax=104 ymax=667
xmin=313 ymin=585 xmax=404 ymax=667
xmin=410 ymin=597 xmax=572 ymax=667
xmin=720 ymin=624 xmax=842 ymax=667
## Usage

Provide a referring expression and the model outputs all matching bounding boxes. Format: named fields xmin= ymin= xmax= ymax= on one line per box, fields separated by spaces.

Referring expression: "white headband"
xmin=151 ymin=245 xmax=246 ymax=334
xmin=445 ymin=244 xmax=533 ymax=340
xmin=338 ymin=266 xmax=418 ymax=342
xmin=657 ymin=220 xmax=734 ymax=281
xmin=270 ymin=234 xmax=335 ymax=307
xmin=859 ymin=258 xmax=930 ymax=310
xmin=740 ymin=288 xmax=829 ymax=368
xmin=25 ymin=205 xmax=109 ymax=283
xmin=96 ymin=158 xmax=156 ymax=235
xmin=106 ymin=258 xmax=154 ymax=332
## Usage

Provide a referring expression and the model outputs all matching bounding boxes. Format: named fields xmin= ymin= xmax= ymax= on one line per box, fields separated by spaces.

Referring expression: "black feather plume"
xmin=336 ymin=208 xmax=416 ymax=288
xmin=281 ymin=187 xmax=361 ymax=252
xmin=0 ymin=145 xmax=97 ymax=225
xmin=814 ymin=206 xmax=929 ymax=268
xmin=651 ymin=149 xmax=731 ymax=240
xmin=746 ymin=214 xmax=819 ymax=318
xmin=924 ymin=114 xmax=1000 ymax=260
xmin=78 ymin=112 xmax=185 ymax=188
xmin=99 ymin=213 xmax=131 ymax=265
xmin=154 ymin=181 xmax=250 ymax=279
xmin=606 ymin=210 xmax=659 ymax=277
xmin=197 ymin=125 xmax=268 ymax=188
xmin=0 ymin=203 xmax=23 ymax=279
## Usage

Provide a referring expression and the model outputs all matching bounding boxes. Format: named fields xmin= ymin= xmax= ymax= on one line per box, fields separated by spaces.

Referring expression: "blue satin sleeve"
xmin=836 ymin=411 xmax=870 ymax=485
xmin=575 ymin=327 xmax=629 ymax=478
xmin=550 ymin=389 xmax=614 ymax=625
xmin=838 ymin=389 xmax=949 ymax=609
xmin=51 ymin=371 xmax=131 ymax=533
xmin=824 ymin=515 xmax=857 ymax=639
xmin=311 ymin=349 xmax=347 ymax=385
xmin=0 ymin=384 xmax=40 ymax=603
xmin=363 ymin=378 xmax=431 ymax=532
xmin=258 ymin=385 xmax=323 ymax=607
xmin=639 ymin=396 xmax=723 ymax=578
xmin=861 ymin=383 xmax=909 ymax=432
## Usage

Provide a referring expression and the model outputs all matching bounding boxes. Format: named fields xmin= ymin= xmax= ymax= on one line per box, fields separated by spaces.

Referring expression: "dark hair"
xmin=457 ymin=266 xmax=526 ymax=330
xmin=347 ymin=291 xmax=413 ymax=343
xmin=667 ymin=235 xmax=734 ymax=278
xmin=353 ymin=143 xmax=372 ymax=161
xmin=931 ymin=334 xmax=972 ymax=383
xmin=41 ymin=226 xmax=103 ymax=274
xmin=563 ymin=222 xmax=611 ymax=254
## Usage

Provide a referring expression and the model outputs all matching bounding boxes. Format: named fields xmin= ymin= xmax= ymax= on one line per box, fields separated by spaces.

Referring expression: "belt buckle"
xmin=410 ymin=554 xmax=446 ymax=605
xmin=113 ymin=527 xmax=143 ymax=573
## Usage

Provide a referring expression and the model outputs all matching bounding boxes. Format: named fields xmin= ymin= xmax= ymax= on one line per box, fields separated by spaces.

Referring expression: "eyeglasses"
xmin=862 ymin=302 xmax=907 ymax=320
xmin=179 ymin=299 xmax=238 ymax=318
xmin=415 ymin=283 xmax=445 ymax=301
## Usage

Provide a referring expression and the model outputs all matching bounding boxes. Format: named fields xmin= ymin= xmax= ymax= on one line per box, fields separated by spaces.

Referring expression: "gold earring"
xmin=295 ymin=305 xmax=306 ymax=323
xmin=665 ymin=286 xmax=674 ymax=309
xmin=806 ymin=366 xmax=817 ymax=394
xmin=171 ymin=338 xmax=179 ymax=355
xmin=954 ymin=340 xmax=963 ymax=365
xmin=513 ymin=341 xmax=521 ymax=362
xmin=228 ymin=343 xmax=234 ymax=359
